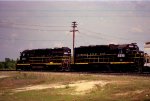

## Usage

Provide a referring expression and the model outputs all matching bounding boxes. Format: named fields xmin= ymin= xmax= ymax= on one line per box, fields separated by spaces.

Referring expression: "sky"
xmin=0 ymin=0 xmax=150 ymax=61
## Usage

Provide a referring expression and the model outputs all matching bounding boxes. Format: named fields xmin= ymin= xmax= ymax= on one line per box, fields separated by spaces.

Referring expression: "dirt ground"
xmin=0 ymin=71 xmax=150 ymax=101
xmin=13 ymin=80 xmax=109 ymax=95
xmin=0 ymin=75 xmax=10 ymax=79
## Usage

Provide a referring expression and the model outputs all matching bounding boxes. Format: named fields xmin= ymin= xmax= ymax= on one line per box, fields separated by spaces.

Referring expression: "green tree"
xmin=0 ymin=58 xmax=16 ymax=70
xmin=0 ymin=62 xmax=5 ymax=70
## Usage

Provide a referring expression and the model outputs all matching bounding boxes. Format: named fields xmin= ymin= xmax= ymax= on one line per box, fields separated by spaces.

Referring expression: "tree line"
xmin=0 ymin=58 xmax=16 ymax=70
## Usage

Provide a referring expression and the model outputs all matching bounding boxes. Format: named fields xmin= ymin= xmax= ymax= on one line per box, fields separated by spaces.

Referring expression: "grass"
xmin=0 ymin=71 xmax=150 ymax=101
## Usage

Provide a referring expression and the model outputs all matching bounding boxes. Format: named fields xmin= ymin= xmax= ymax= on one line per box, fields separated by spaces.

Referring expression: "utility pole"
xmin=70 ymin=21 xmax=78 ymax=64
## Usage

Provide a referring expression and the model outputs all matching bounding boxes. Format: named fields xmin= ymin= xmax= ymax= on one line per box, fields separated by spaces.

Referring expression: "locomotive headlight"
xmin=118 ymin=54 xmax=125 ymax=57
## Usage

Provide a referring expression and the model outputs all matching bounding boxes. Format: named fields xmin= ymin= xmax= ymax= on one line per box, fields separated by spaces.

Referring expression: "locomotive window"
xmin=22 ymin=58 xmax=26 ymax=60
xmin=64 ymin=52 xmax=68 ymax=55
xmin=129 ymin=45 xmax=134 ymax=48
xmin=22 ymin=53 xmax=25 ymax=56
xmin=119 ymin=49 xmax=123 ymax=53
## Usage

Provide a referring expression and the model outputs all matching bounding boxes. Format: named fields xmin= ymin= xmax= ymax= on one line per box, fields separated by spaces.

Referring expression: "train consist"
xmin=16 ymin=43 xmax=145 ymax=72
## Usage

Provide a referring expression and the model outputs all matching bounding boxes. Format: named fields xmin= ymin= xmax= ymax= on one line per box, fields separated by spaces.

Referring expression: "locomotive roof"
xmin=76 ymin=43 xmax=138 ymax=49
xmin=145 ymin=42 xmax=150 ymax=45
xmin=77 ymin=45 xmax=109 ymax=48
xmin=22 ymin=47 xmax=70 ymax=53
xmin=117 ymin=44 xmax=129 ymax=48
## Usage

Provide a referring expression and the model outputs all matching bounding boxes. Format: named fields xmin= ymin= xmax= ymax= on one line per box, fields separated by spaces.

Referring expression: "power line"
xmin=78 ymin=31 xmax=105 ymax=40
xmin=0 ymin=22 xmax=70 ymax=41
xmin=1 ymin=13 xmax=150 ymax=18
xmin=0 ymin=21 xmax=69 ymax=28
xmin=79 ymin=31 xmax=111 ymax=41
xmin=0 ymin=21 xmax=146 ymax=43
xmin=79 ymin=27 xmax=146 ymax=42
xmin=0 ymin=36 xmax=66 ymax=42
xmin=0 ymin=21 xmax=69 ymax=32
xmin=0 ymin=25 xmax=69 ymax=32
xmin=79 ymin=27 xmax=102 ymax=35
xmin=1 ymin=9 xmax=150 ymax=12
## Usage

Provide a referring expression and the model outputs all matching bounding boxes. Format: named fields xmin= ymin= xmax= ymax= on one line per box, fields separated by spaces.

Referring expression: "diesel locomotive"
xmin=16 ymin=47 xmax=71 ymax=71
xmin=74 ymin=43 xmax=144 ymax=72
xmin=16 ymin=43 xmax=145 ymax=72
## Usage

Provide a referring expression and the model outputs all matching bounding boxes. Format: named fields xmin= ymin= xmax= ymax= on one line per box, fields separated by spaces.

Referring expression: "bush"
xmin=0 ymin=58 xmax=16 ymax=70
xmin=0 ymin=62 xmax=5 ymax=70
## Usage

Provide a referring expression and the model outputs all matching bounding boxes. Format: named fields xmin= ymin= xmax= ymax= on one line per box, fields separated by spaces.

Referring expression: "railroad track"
xmin=1 ymin=66 xmax=150 ymax=77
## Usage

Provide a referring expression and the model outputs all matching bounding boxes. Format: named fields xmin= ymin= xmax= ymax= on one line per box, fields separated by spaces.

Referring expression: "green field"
xmin=0 ymin=71 xmax=150 ymax=101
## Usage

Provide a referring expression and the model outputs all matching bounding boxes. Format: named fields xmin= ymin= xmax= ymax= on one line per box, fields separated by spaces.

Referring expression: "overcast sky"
xmin=0 ymin=0 xmax=150 ymax=61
